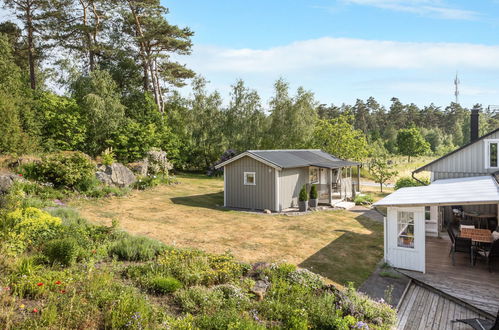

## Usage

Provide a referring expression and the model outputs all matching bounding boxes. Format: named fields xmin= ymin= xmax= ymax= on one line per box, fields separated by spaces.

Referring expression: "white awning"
xmin=373 ymin=176 xmax=499 ymax=207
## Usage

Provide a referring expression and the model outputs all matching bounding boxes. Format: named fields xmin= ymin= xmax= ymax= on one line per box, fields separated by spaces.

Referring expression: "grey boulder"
xmin=0 ymin=174 xmax=22 ymax=194
xmin=96 ymin=163 xmax=136 ymax=187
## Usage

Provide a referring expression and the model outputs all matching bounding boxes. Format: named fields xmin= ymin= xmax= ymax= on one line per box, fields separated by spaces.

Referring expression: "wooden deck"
xmin=397 ymin=282 xmax=485 ymax=330
xmin=398 ymin=237 xmax=499 ymax=318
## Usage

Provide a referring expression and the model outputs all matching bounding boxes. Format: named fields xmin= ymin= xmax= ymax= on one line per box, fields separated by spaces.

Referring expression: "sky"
xmin=163 ymin=0 xmax=499 ymax=109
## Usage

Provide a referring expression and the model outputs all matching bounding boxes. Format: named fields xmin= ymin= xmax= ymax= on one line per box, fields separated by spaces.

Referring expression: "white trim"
xmin=309 ymin=166 xmax=319 ymax=184
xmin=275 ymin=169 xmax=280 ymax=211
xmin=223 ymin=170 xmax=227 ymax=207
xmin=383 ymin=216 xmax=387 ymax=262
xmin=243 ymin=172 xmax=256 ymax=185
xmin=484 ymin=139 xmax=499 ymax=169
xmin=214 ymin=151 xmax=282 ymax=170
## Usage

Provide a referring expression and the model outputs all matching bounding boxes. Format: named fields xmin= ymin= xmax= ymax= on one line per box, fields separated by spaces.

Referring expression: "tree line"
xmin=1 ymin=0 xmax=498 ymax=172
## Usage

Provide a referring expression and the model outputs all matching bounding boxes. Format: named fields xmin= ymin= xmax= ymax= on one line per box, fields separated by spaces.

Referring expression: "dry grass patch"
xmin=73 ymin=174 xmax=383 ymax=286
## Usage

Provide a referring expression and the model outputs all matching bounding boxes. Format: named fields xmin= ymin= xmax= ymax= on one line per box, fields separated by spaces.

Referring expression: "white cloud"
xmin=185 ymin=37 xmax=499 ymax=74
xmin=341 ymin=0 xmax=480 ymax=20
xmin=175 ymin=36 xmax=499 ymax=107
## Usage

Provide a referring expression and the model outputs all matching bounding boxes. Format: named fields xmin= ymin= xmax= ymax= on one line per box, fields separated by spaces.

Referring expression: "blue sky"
xmin=164 ymin=0 xmax=499 ymax=109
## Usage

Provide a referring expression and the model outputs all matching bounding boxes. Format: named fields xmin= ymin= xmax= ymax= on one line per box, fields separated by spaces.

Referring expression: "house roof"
xmin=414 ymin=127 xmax=499 ymax=173
xmin=373 ymin=175 xmax=499 ymax=207
xmin=214 ymin=149 xmax=359 ymax=170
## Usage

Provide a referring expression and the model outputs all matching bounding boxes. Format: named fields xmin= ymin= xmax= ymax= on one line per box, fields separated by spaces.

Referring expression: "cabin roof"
xmin=215 ymin=149 xmax=359 ymax=169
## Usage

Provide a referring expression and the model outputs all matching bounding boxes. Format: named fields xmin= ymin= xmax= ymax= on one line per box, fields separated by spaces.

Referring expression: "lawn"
xmin=73 ymin=173 xmax=384 ymax=287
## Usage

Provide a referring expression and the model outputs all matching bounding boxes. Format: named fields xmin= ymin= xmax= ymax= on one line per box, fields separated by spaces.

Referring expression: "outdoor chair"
xmin=447 ymin=226 xmax=473 ymax=266
xmin=474 ymin=239 xmax=499 ymax=272
xmin=453 ymin=309 xmax=499 ymax=330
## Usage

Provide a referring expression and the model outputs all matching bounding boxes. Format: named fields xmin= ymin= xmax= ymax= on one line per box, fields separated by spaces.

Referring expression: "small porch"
xmin=399 ymin=237 xmax=499 ymax=318
xmin=311 ymin=165 xmax=361 ymax=205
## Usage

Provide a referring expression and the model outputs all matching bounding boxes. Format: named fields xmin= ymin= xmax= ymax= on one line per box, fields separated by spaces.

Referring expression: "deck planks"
xmin=398 ymin=282 xmax=485 ymax=330
xmin=398 ymin=237 xmax=499 ymax=317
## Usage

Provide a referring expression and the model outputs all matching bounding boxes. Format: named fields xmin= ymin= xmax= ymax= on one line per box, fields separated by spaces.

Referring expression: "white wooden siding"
xmin=385 ymin=206 xmax=426 ymax=273
xmin=425 ymin=130 xmax=499 ymax=180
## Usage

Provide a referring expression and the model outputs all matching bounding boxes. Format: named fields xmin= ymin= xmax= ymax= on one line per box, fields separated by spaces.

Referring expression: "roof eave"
xmin=214 ymin=151 xmax=283 ymax=170
xmin=413 ymin=127 xmax=499 ymax=174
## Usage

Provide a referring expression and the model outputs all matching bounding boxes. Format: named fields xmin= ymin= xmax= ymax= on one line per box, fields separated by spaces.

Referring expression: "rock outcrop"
xmin=96 ymin=163 xmax=136 ymax=187
xmin=0 ymin=174 xmax=23 ymax=194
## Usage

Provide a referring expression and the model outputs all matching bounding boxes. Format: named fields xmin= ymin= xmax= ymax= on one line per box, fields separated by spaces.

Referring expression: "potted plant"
xmin=298 ymin=185 xmax=309 ymax=212
xmin=309 ymin=184 xmax=318 ymax=208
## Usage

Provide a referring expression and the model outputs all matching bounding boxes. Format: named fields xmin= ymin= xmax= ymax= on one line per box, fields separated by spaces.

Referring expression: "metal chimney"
xmin=470 ymin=109 xmax=479 ymax=142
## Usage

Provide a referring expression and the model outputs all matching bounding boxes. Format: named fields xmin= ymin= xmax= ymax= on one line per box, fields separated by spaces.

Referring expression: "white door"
xmin=385 ymin=207 xmax=426 ymax=273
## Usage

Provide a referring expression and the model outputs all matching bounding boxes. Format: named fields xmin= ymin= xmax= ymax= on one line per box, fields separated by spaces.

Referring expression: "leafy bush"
xmin=158 ymin=249 xmax=247 ymax=286
xmin=43 ymin=238 xmax=80 ymax=267
xmin=133 ymin=174 xmax=173 ymax=190
xmin=29 ymin=151 xmax=96 ymax=189
xmin=354 ymin=194 xmax=374 ymax=205
xmin=299 ymin=185 xmax=308 ymax=202
xmin=287 ymin=268 xmax=324 ymax=290
xmin=309 ymin=184 xmax=318 ymax=199
xmin=208 ymin=149 xmax=238 ymax=176
xmin=0 ymin=207 xmax=62 ymax=254
xmin=394 ymin=176 xmax=430 ymax=190
xmin=108 ymin=235 xmax=166 ymax=261
xmin=100 ymin=147 xmax=116 ymax=166
xmin=148 ymin=276 xmax=182 ymax=294
xmin=174 ymin=285 xmax=250 ymax=316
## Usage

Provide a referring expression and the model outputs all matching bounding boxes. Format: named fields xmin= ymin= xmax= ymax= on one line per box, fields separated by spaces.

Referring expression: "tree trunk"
xmin=26 ymin=1 xmax=36 ymax=89
xmin=89 ymin=0 xmax=100 ymax=71
xmin=127 ymin=1 xmax=151 ymax=92
xmin=380 ymin=182 xmax=383 ymax=192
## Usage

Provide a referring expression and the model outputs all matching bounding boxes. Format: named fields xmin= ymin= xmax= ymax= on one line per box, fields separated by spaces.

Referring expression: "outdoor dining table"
xmin=460 ymin=228 xmax=493 ymax=243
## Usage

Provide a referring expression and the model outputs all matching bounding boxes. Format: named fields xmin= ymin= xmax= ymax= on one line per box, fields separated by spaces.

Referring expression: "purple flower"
xmin=354 ymin=321 xmax=369 ymax=329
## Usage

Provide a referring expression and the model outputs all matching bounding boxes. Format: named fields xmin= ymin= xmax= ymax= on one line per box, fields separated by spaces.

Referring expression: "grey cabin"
xmin=215 ymin=149 xmax=360 ymax=212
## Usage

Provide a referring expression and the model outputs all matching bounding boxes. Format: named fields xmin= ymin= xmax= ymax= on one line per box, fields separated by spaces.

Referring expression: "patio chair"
xmin=447 ymin=226 xmax=473 ymax=266
xmin=453 ymin=309 xmax=499 ymax=330
xmin=474 ymin=239 xmax=499 ymax=272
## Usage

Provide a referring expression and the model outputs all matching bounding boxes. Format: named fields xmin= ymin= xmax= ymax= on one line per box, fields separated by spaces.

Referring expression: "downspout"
xmin=412 ymin=171 xmax=428 ymax=186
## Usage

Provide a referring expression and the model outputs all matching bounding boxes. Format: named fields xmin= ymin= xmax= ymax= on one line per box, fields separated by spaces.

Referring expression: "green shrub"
xmin=31 ymin=151 xmax=96 ymax=189
xmin=133 ymin=174 xmax=172 ymax=190
xmin=309 ymin=184 xmax=318 ymax=199
xmin=103 ymin=289 xmax=155 ymax=329
xmin=108 ymin=235 xmax=165 ymax=261
xmin=0 ymin=207 xmax=62 ymax=254
xmin=148 ymin=276 xmax=182 ymax=294
xmin=158 ymin=249 xmax=247 ymax=286
xmin=100 ymin=147 xmax=116 ymax=166
xmin=354 ymin=194 xmax=374 ymax=205
xmin=43 ymin=238 xmax=80 ymax=267
xmin=299 ymin=185 xmax=308 ymax=202
xmin=394 ymin=176 xmax=429 ymax=190
xmin=193 ymin=310 xmax=264 ymax=330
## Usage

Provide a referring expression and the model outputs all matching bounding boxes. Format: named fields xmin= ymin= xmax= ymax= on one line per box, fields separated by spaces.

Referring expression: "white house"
xmin=374 ymin=109 xmax=499 ymax=273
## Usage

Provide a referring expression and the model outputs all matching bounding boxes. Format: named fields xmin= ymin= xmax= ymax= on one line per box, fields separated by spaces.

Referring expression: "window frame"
xmin=243 ymin=172 xmax=256 ymax=185
xmin=484 ymin=139 xmax=499 ymax=169
xmin=397 ymin=211 xmax=415 ymax=249
xmin=309 ymin=167 xmax=319 ymax=184
xmin=424 ymin=206 xmax=431 ymax=221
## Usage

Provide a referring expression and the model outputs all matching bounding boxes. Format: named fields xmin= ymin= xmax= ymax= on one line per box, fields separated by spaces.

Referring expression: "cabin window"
xmin=485 ymin=139 xmax=499 ymax=168
xmin=244 ymin=172 xmax=255 ymax=185
xmin=490 ymin=143 xmax=498 ymax=167
xmin=397 ymin=211 xmax=415 ymax=249
xmin=309 ymin=167 xmax=319 ymax=183
xmin=425 ymin=206 xmax=431 ymax=221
